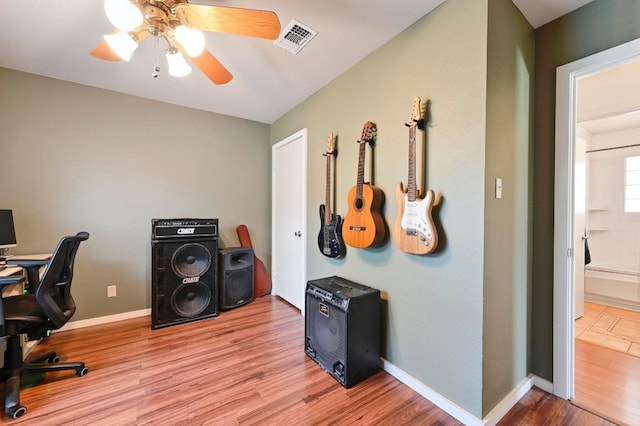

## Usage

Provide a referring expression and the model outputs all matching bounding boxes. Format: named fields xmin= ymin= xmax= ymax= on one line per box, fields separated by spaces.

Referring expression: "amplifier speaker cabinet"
xmin=305 ymin=276 xmax=381 ymax=387
xmin=218 ymin=247 xmax=254 ymax=310
xmin=151 ymin=218 xmax=219 ymax=329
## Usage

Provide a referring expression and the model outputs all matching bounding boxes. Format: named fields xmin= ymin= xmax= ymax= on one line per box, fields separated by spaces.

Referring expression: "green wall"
xmin=531 ymin=0 xmax=640 ymax=381
xmin=272 ymin=0 xmax=532 ymax=418
xmin=0 ymin=68 xmax=271 ymax=321
xmin=483 ymin=0 xmax=534 ymax=414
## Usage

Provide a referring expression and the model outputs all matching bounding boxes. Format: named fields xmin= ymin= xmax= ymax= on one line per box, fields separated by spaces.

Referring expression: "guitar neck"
xmin=407 ymin=126 xmax=417 ymax=202
xmin=324 ymin=153 xmax=332 ymax=223
xmin=356 ymin=139 xmax=366 ymax=199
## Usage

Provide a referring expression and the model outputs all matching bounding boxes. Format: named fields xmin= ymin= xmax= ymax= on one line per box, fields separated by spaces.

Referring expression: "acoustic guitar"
xmin=392 ymin=96 xmax=438 ymax=254
xmin=317 ymin=132 xmax=345 ymax=257
xmin=342 ymin=121 xmax=385 ymax=248
xmin=236 ymin=224 xmax=272 ymax=297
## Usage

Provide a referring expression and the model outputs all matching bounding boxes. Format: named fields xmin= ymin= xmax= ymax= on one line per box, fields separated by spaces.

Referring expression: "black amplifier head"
xmin=152 ymin=218 xmax=218 ymax=240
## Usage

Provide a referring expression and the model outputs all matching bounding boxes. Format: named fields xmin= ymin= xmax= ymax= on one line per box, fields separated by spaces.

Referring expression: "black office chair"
xmin=0 ymin=232 xmax=90 ymax=419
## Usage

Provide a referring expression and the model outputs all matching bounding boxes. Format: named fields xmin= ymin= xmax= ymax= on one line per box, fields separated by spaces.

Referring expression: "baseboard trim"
xmin=381 ymin=358 xmax=482 ymax=425
xmin=481 ymin=376 xmax=533 ymax=426
xmin=58 ymin=309 xmax=151 ymax=332
xmin=381 ymin=358 xmax=533 ymax=426
xmin=531 ymin=374 xmax=554 ymax=394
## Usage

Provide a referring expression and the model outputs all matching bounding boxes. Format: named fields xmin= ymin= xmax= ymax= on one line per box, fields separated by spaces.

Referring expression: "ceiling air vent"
xmin=274 ymin=19 xmax=317 ymax=54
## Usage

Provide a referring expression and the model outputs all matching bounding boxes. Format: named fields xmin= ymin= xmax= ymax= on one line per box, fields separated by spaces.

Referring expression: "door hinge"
xmin=567 ymin=248 xmax=573 ymax=258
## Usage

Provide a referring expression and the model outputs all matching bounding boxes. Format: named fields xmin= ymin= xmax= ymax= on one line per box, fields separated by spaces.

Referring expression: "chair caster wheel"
xmin=48 ymin=355 xmax=61 ymax=364
xmin=8 ymin=405 xmax=27 ymax=419
xmin=76 ymin=367 xmax=89 ymax=376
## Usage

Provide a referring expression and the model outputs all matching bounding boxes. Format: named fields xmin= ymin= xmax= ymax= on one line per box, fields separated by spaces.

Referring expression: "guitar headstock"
xmin=360 ymin=121 xmax=377 ymax=145
xmin=325 ymin=132 xmax=336 ymax=156
xmin=406 ymin=96 xmax=425 ymax=130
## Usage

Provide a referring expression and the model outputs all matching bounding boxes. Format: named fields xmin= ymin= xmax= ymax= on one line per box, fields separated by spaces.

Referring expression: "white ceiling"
xmin=0 ymin=0 xmax=593 ymax=124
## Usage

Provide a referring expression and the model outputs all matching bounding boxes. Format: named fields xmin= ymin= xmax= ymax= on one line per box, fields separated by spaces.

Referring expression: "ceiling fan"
xmin=91 ymin=0 xmax=282 ymax=85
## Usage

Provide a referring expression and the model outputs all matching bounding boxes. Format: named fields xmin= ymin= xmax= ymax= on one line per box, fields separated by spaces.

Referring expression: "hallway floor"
xmin=575 ymin=302 xmax=640 ymax=425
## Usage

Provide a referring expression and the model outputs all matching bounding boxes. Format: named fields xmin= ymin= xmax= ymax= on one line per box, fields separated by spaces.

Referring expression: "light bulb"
xmin=104 ymin=31 xmax=139 ymax=61
xmin=104 ymin=0 xmax=143 ymax=32
xmin=166 ymin=48 xmax=192 ymax=77
xmin=174 ymin=25 xmax=206 ymax=57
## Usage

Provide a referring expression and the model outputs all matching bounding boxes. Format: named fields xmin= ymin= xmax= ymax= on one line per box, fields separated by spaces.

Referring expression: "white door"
xmin=574 ymin=135 xmax=587 ymax=319
xmin=555 ymin=38 xmax=640 ymax=399
xmin=272 ymin=129 xmax=307 ymax=311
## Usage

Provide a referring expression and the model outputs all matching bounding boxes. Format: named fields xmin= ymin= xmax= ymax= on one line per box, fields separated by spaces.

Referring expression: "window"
xmin=625 ymin=156 xmax=640 ymax=212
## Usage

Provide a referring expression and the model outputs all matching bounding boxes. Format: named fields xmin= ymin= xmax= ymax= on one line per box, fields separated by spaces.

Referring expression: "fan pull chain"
xmin=152 ymin=36 xmax=160 ymax=78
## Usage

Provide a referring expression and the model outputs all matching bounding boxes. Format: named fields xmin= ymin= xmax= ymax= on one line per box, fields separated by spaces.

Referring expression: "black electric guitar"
xmin=317 ymin=132 xmax=345 ymax=257
xmin=392 ymin=96 xmax=438 ymax=254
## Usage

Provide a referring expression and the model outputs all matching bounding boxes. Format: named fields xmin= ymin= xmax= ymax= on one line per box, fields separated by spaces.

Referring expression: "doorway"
xmin=554 ymin=37 xmax=640 ymax=411
xmin=271 ymin=129 xmax=307 ymax=312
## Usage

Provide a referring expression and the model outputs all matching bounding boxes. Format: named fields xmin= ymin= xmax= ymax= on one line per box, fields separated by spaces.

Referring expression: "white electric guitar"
xmin=392 ymin=96 xmax=438 ymax=254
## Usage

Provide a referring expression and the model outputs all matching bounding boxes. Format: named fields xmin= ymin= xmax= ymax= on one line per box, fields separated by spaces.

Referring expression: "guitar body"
xmin=393 ymin=183 xmax=438 ymax=254
xmin=236 ymin=224 xmax=272 ymax=297
xmin=342 ymin=183 xmax=385 ymax=248
xmin=317 ymin=204 xmax=345 ymax=258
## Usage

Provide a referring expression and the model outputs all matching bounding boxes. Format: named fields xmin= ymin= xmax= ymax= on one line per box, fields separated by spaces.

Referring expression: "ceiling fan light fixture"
xmin=104 ymin=0 xmax=143 ymax=32
xmin=174 ymin=25 xmax=206 ymax=57
xmin=104 ymin=31 xmax=139 ymax=61
xmin=166 ymin=47 xmax=192 ymax=77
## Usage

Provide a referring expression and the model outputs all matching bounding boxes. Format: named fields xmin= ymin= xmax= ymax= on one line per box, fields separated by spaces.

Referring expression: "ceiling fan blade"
xmin=91 ymin=34 xmax=121 ymax=62
xmin=180 ymin=46 xmax=233 ymax=85
xmin=90 ymin=28 xmax=150 ymax=61
xmin=175 ymin=4 xmax=281 ymax=40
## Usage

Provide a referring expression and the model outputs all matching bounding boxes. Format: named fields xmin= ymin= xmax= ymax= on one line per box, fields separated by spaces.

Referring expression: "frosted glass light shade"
xmin=166 ymin=48 xmax=192 ymax=77
xmin=174 ymin=25 xmax=206 ymax=57
xmin=104 ymin=31 xmax=139 ymax=61
xmin=104 ymin=0 xmax=143 ymax=32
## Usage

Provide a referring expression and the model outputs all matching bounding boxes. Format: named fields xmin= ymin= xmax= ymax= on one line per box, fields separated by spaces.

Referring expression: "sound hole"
xmin=355 ymin=198 xmax=363 ymax=210
xmin=171 ymin=243 xmax=212 ymax=278
xmin=171 ymin=282 xmax=211 ymax=318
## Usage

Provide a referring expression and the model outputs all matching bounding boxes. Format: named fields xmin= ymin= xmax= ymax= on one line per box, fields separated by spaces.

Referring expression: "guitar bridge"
xmin=405 ymin=228 xmax=418 ymax=236
xmin=349 ymin=226 xmax=367 ymax=232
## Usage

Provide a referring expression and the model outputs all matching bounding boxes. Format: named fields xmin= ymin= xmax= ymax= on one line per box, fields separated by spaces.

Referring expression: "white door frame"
xmin=271 ymin=128 xmax=307 ymax=312
xmin=554 ymin=38 xmax=640 ymax=399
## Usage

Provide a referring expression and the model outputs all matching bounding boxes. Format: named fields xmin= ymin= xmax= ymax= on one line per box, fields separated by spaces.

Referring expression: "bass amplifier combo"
xmin=151 ymin=218 xmax=219 ymax=329
xmin=305 ymin=275 xmax=381 ymax=387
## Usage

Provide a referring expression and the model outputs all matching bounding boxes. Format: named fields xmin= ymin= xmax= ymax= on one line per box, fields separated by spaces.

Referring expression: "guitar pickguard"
xmin=400 ymin=192 xmax=435 ymax=247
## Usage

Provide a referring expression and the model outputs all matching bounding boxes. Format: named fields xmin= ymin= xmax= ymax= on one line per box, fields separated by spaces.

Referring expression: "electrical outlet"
xmin=107 ymin=285 xmax=117 ymax=298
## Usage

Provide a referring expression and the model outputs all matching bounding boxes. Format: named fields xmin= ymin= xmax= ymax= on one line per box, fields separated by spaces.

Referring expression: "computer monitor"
xmin=0 ymin=209 xmax=17 ymax=256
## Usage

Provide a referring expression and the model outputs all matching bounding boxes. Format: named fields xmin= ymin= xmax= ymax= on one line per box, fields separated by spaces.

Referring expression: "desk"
xmin=7 ymin=254 xmax=52 ymax=293
xmin=0 ymin=266 xmax=22 ymax=278
xmin=0 ymin=267 xmax=25 ymax=297
xmin=0 ymin=259 xmax=46 ymax=361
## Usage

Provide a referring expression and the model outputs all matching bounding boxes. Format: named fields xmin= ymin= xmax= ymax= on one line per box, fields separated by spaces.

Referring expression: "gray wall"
xmin=531 ymin=0 xmax=640 ymax=381
xmin=272 ymin=0 xmax=531 ymax=418
xmin=0 ymin=68 xmax=271 ymax=321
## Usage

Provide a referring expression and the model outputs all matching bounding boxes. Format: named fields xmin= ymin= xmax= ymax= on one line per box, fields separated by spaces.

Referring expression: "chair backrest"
xmin=35 ymin=232 xmax=89 ymax=329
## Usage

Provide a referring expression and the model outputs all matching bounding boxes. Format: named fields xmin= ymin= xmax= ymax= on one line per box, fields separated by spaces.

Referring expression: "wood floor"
xmin=0 ymin=296 xmax=613 ymax=425
xmin=574 ymin=302 xmax=640 ymax=425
